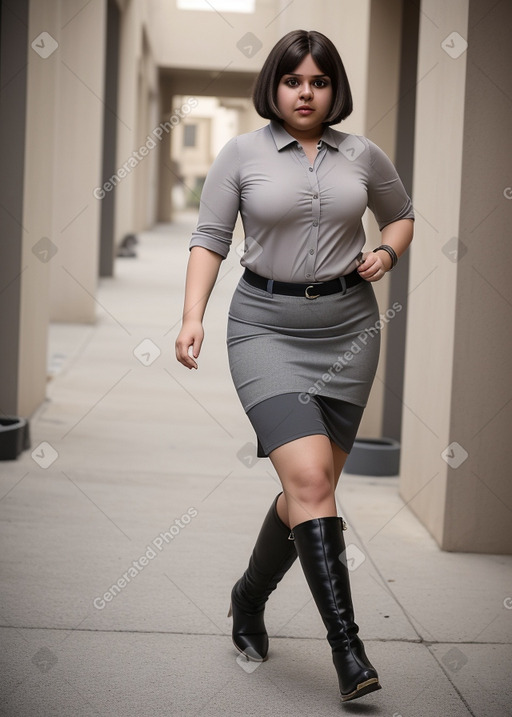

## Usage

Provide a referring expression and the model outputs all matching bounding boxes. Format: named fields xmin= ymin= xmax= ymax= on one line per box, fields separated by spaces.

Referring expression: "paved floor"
xmin=1 ymin=213 xmax=511 ymax=716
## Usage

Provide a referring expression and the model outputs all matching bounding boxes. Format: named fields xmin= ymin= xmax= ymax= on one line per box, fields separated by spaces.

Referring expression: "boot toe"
xmin=232 ymin=634 xmax=269 ymax=662
xmin=229 ymin=593 xmax=269 ymax=660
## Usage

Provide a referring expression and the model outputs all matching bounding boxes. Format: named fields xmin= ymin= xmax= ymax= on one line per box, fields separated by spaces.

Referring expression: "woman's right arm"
xmin=175 ymin=137 xmax=240 ymax=369
xmin=175 ymin=246 xmax=224 ymax=369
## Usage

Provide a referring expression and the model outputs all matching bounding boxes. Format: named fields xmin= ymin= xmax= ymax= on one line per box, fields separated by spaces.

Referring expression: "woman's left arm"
xmin=357 ymin=218 xmax=414 ymax=283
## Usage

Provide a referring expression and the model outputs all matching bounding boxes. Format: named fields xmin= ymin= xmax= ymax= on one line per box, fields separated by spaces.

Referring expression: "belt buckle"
xmin=305 ymin=285 xmax=320 ymax=300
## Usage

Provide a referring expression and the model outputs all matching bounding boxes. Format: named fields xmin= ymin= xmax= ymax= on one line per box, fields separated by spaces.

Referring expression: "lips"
xmin=296 ymin=106 xmax=314 ymax=115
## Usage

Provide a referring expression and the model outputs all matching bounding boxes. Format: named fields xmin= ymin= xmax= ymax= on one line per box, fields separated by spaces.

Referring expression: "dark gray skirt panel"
xmin=247 ymin=392 xmax=365 ymax=457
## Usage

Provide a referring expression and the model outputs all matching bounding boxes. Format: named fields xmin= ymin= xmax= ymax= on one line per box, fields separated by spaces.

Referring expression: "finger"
xmin=358 ymin=263 xmax=377 ymax=278
xmin=187 ymin=345 xmax=199 ymax=368
xmin=357 ymin=255 xmax=377 ymax=273
xmin=359 ymin=255 xmax=385 ymax=278
xmin=175 ymin=341 xmax=198 ymax=369
xmin=367 ymin=268 xmax=384 ymax=282
xmin=191 ymin=335 xmax=203 ymax=359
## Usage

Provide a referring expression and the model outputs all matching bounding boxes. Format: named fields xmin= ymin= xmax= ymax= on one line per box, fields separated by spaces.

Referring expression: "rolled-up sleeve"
xmin=366 ymin=140 xmax=414 ymax=230
xmin=189 ymin=137 xmax=241 ymax=258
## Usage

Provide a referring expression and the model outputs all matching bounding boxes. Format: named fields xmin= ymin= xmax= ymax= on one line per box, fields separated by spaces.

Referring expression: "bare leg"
xmin=270 ymin=434 xmax=349 ymax=529
xmin=331 ymin=439 xmax=349 ymax=490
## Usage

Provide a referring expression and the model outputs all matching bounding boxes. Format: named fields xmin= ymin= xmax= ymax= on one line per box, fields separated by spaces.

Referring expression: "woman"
xmin=175 ymin=30 xmax=414 ymax=703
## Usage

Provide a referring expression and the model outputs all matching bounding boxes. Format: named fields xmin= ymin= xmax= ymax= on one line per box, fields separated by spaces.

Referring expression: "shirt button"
xmin=309 ymin=167 xmax=313 ymax=172
xmin=306 ymin=273 xmax=312 ymax=278
xmin=313 ymin=194 xmax=318 ymax=199
xmin=312 ymin=221 xmax=318 ymax=227
xmin=297 ymin=144 xmax=302 ymax=150
xmin=309 ymin=249 xmax=315 ymax=255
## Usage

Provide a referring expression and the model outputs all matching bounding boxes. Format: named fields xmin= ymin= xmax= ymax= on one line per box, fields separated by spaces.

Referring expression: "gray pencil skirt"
xmin=226 ymin=274 xmax=381 ymax=457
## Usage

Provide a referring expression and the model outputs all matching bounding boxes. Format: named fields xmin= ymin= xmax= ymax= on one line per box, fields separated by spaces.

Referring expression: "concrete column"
xmin=132 ymin=32 xmax=159 ymax=232
xmin=0 ymin=0 xmax=61 ymax=417
xmin=99 ymin=0 xmax=121 ymax=278
xmin=400 ymin=0 xmax=512 ymax=553
xmin=114 ymin=0 xmax=143 ymax=249
xmin=0 ymin=0 xmax=29 ymax=417
xmin=357 ymin=0 xmax=404 ymax=438
xmin=156 ymin=95 xmax=175 ymax=223
xmin=156 ymin=82 xmax=183 ymax=223
xmin=48 ymin=0 xmax=106 ymax=323
xmin=382 ymin=2 xmax=420 ymax=440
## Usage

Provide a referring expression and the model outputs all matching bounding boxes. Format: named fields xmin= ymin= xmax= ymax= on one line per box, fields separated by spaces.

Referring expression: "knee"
xmin=287 ymin=464 xmax=333 ymax=506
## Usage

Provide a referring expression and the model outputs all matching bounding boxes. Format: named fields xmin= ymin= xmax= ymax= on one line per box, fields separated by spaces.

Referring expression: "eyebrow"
xmin=285 ymin=73 xmax=329 ymax=78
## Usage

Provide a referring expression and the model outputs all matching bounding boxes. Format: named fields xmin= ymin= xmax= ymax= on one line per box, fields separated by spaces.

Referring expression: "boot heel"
xmin=341 ymin=677 xmax=381 ymax=702
xmin=227 ymin=603 xmax=232 ymax=618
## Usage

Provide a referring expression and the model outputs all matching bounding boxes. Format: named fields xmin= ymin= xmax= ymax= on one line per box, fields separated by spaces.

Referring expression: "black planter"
xmin=0 ymin=417 xmax=30 ymax=460
xmin=344 ymin=437 xmax=400 ymax=476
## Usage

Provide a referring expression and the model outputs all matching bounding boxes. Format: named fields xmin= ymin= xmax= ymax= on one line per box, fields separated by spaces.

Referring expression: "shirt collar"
xmin=269 ymin=120 xmax=339 ymax=151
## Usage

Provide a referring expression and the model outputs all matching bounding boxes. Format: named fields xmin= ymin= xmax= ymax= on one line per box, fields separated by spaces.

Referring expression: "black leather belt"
xmin=242 ymin=267 xmax=362 ymax=299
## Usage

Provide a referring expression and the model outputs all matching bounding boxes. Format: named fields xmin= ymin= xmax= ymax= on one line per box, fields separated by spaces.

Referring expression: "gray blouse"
xmin=189 ymin=120 xmax=414 ymax=283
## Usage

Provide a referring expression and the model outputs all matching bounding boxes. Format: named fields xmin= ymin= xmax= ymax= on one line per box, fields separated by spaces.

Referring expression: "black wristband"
xmin=373 ymin=245 xmax=398 ymax=270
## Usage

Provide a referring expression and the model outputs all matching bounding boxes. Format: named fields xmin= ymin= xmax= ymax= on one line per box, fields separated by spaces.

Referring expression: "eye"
xmin=284 ymin=78 xmax=299 ymax=87
xmin=313 ymin=79 xmax=329 ymax=88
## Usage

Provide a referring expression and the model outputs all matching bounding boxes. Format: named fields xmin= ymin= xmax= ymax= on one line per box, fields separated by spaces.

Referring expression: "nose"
xmin=299 ymin=82 xmax=313 ymax=99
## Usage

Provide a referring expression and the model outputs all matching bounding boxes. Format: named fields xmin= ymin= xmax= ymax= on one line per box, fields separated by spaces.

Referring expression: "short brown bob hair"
xmin=252 ymin=30 xmax=353 ymax=125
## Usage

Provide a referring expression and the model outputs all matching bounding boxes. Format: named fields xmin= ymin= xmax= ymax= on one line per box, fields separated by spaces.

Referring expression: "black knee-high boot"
xmin=228 ymin=493 xmax=297 ymax=661
xmin=292 ymin=516 xmax=381 ymax=702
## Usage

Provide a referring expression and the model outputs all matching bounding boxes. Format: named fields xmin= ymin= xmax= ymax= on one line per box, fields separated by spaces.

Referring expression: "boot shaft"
xmin=292 ymin=516 xmax=356 ymax=645
xmin=235 ymin=493 xmax=297 ymax=610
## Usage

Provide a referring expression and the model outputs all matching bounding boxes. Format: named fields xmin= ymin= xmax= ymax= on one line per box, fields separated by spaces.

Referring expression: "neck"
xmin=281 ymin=121 xmax=325 ymax=143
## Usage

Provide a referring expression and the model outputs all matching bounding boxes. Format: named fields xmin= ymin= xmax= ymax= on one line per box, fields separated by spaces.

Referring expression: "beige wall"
xmin=445 ymin=0 xmax=512 ymax=552
xmin=400 ymin=0 xmax=512 ymax=553
xmin=48 ymin=0 xmax=106 ymax=323
xmin=400 ymin=0 xmax=468 ymax=544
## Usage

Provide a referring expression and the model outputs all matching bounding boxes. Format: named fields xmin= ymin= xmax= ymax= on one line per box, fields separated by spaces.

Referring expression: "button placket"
xmin=304 ymin=147 xmax=324 ymax=281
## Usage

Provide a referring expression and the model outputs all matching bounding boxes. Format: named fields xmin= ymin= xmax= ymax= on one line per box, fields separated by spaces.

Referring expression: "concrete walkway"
xmin=1 ymin=214 xmax=511 ymax=716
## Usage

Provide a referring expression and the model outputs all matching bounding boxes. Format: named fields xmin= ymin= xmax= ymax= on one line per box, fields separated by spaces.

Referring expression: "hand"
xmin=356 ymin=251 xmax=391 ymax=282
xmin=175 ymin=320 xmax=204 ymax=369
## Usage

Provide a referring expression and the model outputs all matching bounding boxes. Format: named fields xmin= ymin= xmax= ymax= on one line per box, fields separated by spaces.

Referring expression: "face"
xmin=276 ymin=53 xmax=333 ymax=140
